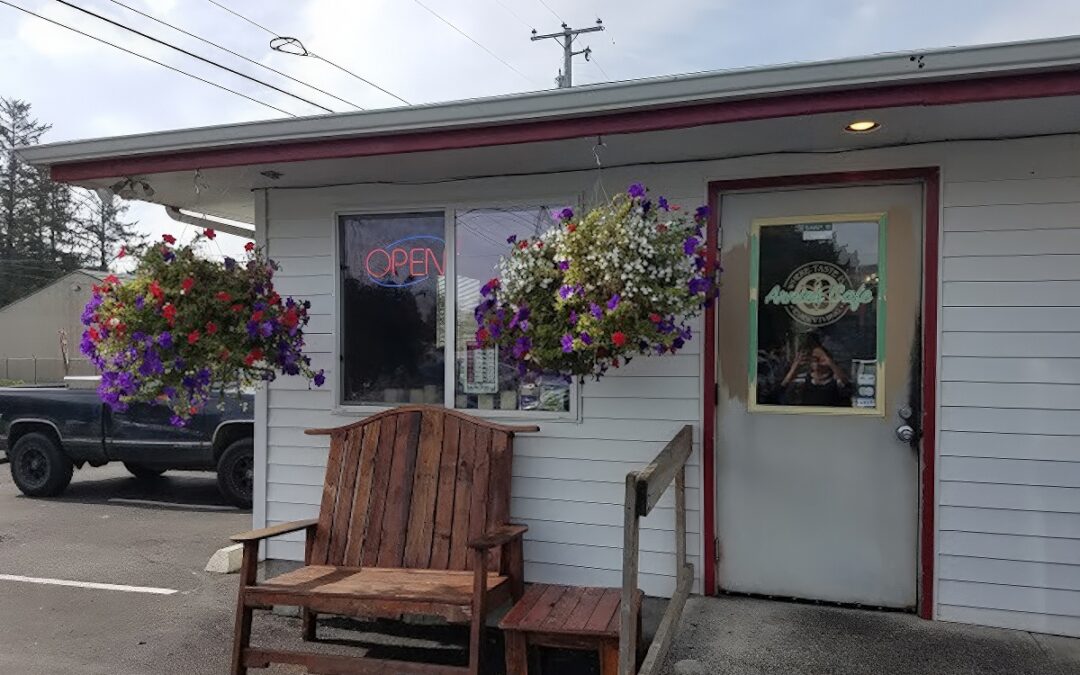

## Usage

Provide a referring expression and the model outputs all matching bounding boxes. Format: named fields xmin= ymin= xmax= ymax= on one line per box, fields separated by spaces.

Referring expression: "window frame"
xmin=331 ymin=198 xmax=581 ymax=422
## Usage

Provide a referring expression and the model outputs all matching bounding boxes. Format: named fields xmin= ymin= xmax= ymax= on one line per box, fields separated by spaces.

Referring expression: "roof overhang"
xmin=19 ymin=34 xmax=1080 ymax=183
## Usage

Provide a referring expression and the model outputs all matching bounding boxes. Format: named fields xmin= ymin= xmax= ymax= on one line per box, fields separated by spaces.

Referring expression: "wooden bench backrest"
xmin=305 ymin=406 xmax=531 ymax=571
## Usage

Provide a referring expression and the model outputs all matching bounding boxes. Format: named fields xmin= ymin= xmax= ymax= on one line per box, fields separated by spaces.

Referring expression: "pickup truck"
xmin=0 ymin=382 xmax=254 ymax=507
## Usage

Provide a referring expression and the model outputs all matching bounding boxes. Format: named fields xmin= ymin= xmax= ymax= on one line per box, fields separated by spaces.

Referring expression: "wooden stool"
xmin=499 ymin=584 xmax=642 ymax=675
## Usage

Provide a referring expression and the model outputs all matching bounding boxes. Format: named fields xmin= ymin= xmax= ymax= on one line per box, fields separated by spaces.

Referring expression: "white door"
xmin=715 ymin=184 xmax=922 ymax=608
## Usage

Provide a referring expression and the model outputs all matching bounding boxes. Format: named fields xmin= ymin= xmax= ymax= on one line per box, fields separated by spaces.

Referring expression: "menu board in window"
xmin=749 ymin=213 xmax=886 ymax=414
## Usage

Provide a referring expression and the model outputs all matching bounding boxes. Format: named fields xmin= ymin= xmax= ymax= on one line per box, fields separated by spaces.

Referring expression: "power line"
xmin=491 ymin=0 xmax=534 ymax=31
xmin=410 ymin=0 xmax=537 ymax=86
xmin=589 ymin=53 xmax=612 ymax=80
xmin=535 ymin=0 xmax=563 ymax=23
xmin=52 ymin=0 xmax=331 ymax=113
xmin=205 ymin=0 xmax=410 ymax=106
xmin=106 ymin=0 xmax=363 ymax=111
xmin=0 ymin=0 xmax=294 ymax=117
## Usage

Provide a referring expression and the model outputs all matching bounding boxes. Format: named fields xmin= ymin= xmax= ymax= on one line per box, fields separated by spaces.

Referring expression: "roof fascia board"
xmin=19 ymin=34 xmax=1080 ymax=169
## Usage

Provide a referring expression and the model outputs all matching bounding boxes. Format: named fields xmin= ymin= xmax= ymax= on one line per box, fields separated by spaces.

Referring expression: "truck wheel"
xmin=123 ymin=463 xmax=167 ymax=480
xmin=217 ymin=438 xmax=253 ymax=508
xmin=10 ymin=432 xmax=74 ymax=497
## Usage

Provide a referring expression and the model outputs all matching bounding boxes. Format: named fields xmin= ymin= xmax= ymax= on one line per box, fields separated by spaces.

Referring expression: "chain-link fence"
xmin=0 ymin=358 xmax=97 ymax=385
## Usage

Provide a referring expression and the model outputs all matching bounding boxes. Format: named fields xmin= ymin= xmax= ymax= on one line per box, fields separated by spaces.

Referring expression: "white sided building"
xmin=21 ymin=35 xmax=1080 ymax=638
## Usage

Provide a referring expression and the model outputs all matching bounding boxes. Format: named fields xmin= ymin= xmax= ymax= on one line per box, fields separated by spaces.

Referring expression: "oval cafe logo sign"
xmin=764 ymin=261 xmax=873 ymax=326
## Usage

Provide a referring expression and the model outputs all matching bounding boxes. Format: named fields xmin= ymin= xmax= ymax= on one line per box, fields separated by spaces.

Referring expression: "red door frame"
xmin=703 ymin=168 xmax=940 ymax=619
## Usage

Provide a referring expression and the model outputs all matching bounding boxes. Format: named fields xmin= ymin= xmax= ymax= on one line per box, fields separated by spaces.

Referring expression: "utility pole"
xmin=531 ymin=19 xmax=604 ymax=88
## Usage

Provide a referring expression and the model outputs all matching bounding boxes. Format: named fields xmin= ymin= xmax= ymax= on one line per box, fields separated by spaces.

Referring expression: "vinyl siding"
xmin=257 ymin=133 xmax=1080 ymax=632
xmin=938 ymin=151 xmax=1080 ymax=637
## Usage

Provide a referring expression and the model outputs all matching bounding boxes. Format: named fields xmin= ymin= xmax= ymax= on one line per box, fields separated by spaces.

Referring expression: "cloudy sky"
xmin=4 ymin=0 xmax=1080 ymax=262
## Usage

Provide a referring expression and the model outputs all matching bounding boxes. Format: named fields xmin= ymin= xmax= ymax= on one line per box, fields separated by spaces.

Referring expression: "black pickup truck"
xmin=0 ymin=383 xmax=254 ymax=507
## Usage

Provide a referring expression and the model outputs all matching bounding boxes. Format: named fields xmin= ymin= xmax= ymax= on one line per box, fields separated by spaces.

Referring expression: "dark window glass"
xmin=752 ymin=217 xmax=883 ymax=410
xmin=454 ymin=207 xmax=570 ymax=412
xmin=339 ymin=212 xmax=445 ymax=405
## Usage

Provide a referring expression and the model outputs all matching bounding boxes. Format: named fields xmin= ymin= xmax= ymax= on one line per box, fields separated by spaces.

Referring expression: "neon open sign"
xmin=364 ymin=235 xmax=445 ymax=288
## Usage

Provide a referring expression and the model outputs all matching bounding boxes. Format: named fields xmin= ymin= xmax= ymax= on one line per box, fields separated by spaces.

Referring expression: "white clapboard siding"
xmin=938 ymin=146 xmax=1080 ymax=637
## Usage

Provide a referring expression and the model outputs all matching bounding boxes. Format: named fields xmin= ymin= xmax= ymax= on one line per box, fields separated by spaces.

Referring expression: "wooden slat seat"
xmin=259 ymin=565 xmax=509 ymax=602
xmin=227 ymin=406 xmax=538 ymax=675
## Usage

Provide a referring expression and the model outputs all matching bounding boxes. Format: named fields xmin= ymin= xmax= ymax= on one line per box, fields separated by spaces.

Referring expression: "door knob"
xmin=895 ymin=424 xmax=916 ymax=443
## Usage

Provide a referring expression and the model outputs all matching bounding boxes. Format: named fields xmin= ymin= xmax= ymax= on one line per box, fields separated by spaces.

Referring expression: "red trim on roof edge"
xmin=52 ymin=69 xmax=1080 ymax=182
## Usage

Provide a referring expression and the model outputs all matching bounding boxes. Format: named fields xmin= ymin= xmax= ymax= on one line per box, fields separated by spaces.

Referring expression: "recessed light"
xmin=845 ymin=120 xmax=881 ymax=133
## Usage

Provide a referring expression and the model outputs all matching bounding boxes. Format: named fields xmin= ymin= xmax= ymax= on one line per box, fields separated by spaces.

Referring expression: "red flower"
xmin=611 ymin=331 xmax=627 ymax=347
xmin=187 ymin=330 xmax=201 ymax=345
xmin=244 ymin=241 xmax=255 ymax=252
xmin=518 ymin=240 xmax=528 ymax=250
xmin=567 ymin=223 xmax=577 ymax=233
xmin=230 ymin=303 xmax=244 ymax=313
xmin=205 ymin=322 xmax=218 ymax=335
xmin=189 ymin=406 xmax=198 ymax=416
xmin=215 ymin=291 xmax=232 ymax=302
xmin=243 ymin=348 xmax=264 ymax=366
xmin=149 ymin=279 xmax=164 ymax=301
xmin=268 ymin=291 xmax=281 ymax=307
xmin=117 ymin=246 xmax=126 ymax=259
xmin=162 ymin=303 xmax=176 ymax=325
xmin=181 ymin=277 xmax=195 ymax=294
xmin=87 ymin=327 xmax=100 ymax=342
xmin=103 ymin=274 xmax=119 ymax=286
xmin=251 ymin=310 xmax=264 ymax=322
xmin=162 ymin=233 xmax=176 ymax=245
xmin=656 ymin=223 xmax=669 ymax=233
xmin=476 ymin=327 xmax=490 ymax=343
xmin=219 ymin=348 xmax=231 ymax=360
xmin=203 ymin=228 xmax=216 ymax=240
xmin=649 ymin=313 xmax=661 ymax=323
xmin=281 ymin=308 xmax=299 ymax=329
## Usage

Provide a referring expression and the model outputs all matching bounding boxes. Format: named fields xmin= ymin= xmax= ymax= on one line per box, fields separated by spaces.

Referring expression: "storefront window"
xmin=339 ymin=212 xmax=446 ymax=405
xmin=454 ymin=208 xmax=571 ymax=412
xmin=749 ymin=213 xmax=886 ymax=414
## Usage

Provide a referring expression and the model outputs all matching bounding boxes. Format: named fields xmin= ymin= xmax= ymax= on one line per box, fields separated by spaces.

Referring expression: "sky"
xmin=4 ymin=0 xmax=1080 ymax=264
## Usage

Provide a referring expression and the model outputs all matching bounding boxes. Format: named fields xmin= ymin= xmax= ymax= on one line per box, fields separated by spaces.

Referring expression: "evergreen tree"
xmin=0 ymin=98 xmax=87 ymax=306
xmin=74 ymin=189 xmax=141 ymax=271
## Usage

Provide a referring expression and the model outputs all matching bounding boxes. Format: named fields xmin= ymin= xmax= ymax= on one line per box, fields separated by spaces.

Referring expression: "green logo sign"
xmin=764 ymin=261 xmax=873 ymax=326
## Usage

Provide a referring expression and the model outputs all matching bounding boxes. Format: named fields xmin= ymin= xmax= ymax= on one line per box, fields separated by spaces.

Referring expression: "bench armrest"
xmin=231 ymin=518 xmax=318 ymax=543
xmin=469 ymin=524 xmax=528 ymax=550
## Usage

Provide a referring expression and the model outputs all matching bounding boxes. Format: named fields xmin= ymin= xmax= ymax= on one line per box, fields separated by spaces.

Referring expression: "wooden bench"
xmin=227 ymin=405 xmax=538 ymax=675
xmin=499 ymin=584 xmax=643 ymax=675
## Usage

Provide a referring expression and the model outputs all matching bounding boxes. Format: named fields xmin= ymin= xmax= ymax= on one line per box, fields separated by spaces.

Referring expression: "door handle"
xmin=895 ymin=424 xmax=916 ymax=443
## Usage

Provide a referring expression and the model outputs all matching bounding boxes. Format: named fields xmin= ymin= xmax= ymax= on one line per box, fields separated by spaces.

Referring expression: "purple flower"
xmin=672 ymin=337 xmax=686 ymax=350
xmin=169 ymin=415 xmax=186 ymax=427
xmin=557 ymin=260 xmax=570 ymax=271
xmin=224 ymin=257 xmax=236 ymax=271
xmin=580 ymin=332 xmax=593 ymax=346
xmin=689 ymin=277 xmax=711 ymax=295
xmin=606 ymin=293 xmax=621 ymax=311
xmin=509 ymin=306 xmax=530 ymax=330
xmin=695 ymin=205 xmax=711 ymax=220
xmin=561 ymin=334 xmax=574 ymax=353
xmin=313 ymin=370 xmax=326 ymax=387
xmin=506 ymin=234 xmax=517 ymax=244
xmin=162 ymin=249 xmax=175 ymax=262
xmin=628 ymin=183 xmax=646 ymax=198
xmin=246 ymin=320 xmax=259 ymax=338
xmin=559 ymin=285 xmax=574 ymax=300
xmin=590 ymin=302 xmax=603 ymax=319
xmin=157 ymin=331 xmax=173 ymax=349
xmin=135 ymin=295 xmax=146 ymax=310
xmin=559 ymin=207 xmax=574 ymax=220
xmin=512 ymin=336 xmax=532 ymax=359
xmin=658 ymin=196 xmax=669 ymax=211
xmin=568 ymin=310 xmax=578 ymax=325
xmin=81 ymin=294 xmax=103 ymax=325
xmin=683 ymin=236 xmax=699 ymax=256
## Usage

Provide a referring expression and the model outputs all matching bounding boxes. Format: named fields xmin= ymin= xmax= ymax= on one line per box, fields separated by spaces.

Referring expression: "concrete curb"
xmin=204 ymin=544 xmax=243 ymax=573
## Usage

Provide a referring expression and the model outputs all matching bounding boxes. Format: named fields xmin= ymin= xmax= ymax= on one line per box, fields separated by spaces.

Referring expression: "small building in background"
xmin=0 ymin=269 xmax=107 ymax=383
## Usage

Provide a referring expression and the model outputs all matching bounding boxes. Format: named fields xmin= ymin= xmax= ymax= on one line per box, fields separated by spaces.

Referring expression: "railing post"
xmin=675 ymin=464 xmax=686 ymax=570
xmin=619 ymin=472 xmax=640 ymax=675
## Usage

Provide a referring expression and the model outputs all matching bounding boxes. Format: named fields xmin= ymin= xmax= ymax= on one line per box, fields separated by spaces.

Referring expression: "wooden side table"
xmin=499 ymin=584 xmax=642 ymax=675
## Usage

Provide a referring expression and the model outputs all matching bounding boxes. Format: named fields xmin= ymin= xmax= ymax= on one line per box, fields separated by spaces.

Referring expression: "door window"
xmin=750 ymin=213 xmax=886 ymax=414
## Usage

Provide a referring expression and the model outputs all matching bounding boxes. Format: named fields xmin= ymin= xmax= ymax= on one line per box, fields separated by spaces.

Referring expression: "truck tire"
xmin=9 ymin=432 xmax=74 ymax=498
xmin=217 ymin=437 xmax=253 ymax=508
xmin=123 ymin=463 xmax=167 ymax=480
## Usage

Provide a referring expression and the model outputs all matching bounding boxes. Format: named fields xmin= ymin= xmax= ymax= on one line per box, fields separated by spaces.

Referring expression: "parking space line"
xmin=0 ymin=574 xmax=178 ymax=595
xmin=108 ymin=498 xmax=239 ymax=511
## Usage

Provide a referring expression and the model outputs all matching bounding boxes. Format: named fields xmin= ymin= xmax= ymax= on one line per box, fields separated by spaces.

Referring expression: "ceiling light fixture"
xmin=844 ymin=120 xmax=881 ymax=133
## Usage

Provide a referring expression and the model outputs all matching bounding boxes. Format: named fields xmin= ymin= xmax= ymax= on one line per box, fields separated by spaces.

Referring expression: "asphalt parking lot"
xmin=0 ymin=462 xmax=591 ymax=675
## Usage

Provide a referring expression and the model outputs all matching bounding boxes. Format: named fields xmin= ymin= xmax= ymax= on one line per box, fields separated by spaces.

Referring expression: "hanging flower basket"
xmin=81 ymin=229 xmax=324 ymax=426
xmin=473 ymin=184 xmax=715 ymax=380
